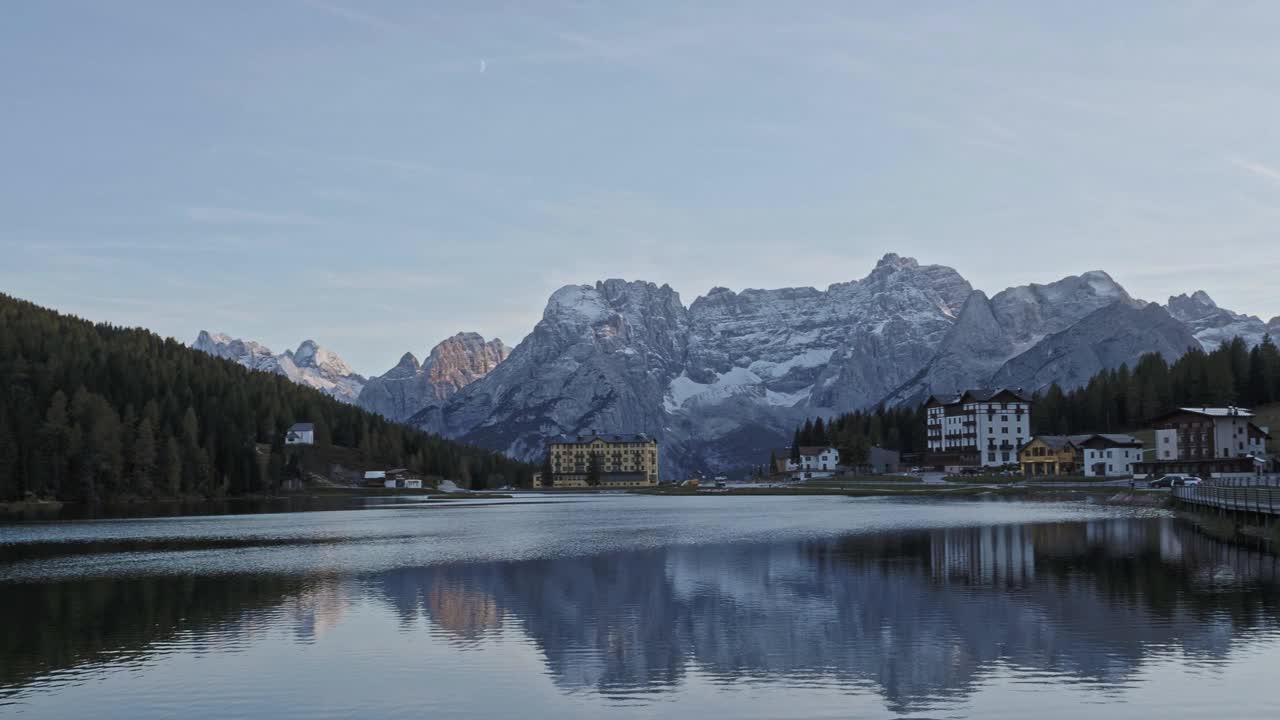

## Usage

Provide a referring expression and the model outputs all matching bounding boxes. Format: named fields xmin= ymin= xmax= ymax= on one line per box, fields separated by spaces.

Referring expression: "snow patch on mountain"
xmin=192 ymin=332 xmax=366 ymax=403
xmin=1166 ymin=290 xmax=1272 ymax=350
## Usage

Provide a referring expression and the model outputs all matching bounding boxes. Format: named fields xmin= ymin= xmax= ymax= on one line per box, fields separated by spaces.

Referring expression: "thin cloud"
xmin=297 ymin=0 xmax=400 ymax=33
xmin=184 ymin=206 xmax=325 ymax=227
xmin=1227 ymin=155 xmax=1280 ymax=184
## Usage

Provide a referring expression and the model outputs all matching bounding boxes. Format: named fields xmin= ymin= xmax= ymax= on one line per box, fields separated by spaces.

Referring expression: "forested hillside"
xmin=0 ymin=293 xmax=530 ymax=503
xmin=1030 ymin=336 xmax=1280 ymax=435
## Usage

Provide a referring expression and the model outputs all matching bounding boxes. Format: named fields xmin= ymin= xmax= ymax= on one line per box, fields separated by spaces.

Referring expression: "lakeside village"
xmin=289 ymin=389 xmax=1276 ymax=492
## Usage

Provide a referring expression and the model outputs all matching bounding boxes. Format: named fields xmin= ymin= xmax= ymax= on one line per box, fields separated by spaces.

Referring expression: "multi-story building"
xmin=925 ymin=389 xmax=1032 ymax=470
xmin=1135 ymin=407 xmax=1271 ymax=478
xmin=1019 ymin=434 xmax=1143 ymax=477
xmin=544 ymin=433 xmax=659 ymax=488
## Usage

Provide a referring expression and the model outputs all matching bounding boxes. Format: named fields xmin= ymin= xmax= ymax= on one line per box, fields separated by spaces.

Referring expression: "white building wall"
xmin=1082 ymin=446 xmax=1140 ymax=477
xmin=1155 ymin=428 xmax=1178 ymax=460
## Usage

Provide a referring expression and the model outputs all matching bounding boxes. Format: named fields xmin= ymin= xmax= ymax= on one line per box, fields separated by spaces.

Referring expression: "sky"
xmin=3 ymin=1 xmax=1280 ymax=375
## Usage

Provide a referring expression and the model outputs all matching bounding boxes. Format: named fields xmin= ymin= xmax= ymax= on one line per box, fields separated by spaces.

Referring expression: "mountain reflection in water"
xmin=2 ymin=511 xmax=1279 ymax=718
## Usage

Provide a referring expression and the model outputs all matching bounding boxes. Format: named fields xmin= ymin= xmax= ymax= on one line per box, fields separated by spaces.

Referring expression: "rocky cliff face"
xmin=1166 ymin=290 xmax=1273 ymax=350
xmin=989 ymin=303 xmax=1199 ymax=393
xmin=192 ymin=332 xmax=367 ymax=403
xmin=358 ymin=333 xmax=508 ymax=422
xmin=431 ymin=256 xmax=979 ymax=479
xmin=424 ymin=256 xmax=1249 ymax=480
xmin=423 ymin=279 xmax=691 ymax=474
xmin=882 ymin=271 xmax=1134 ymax=405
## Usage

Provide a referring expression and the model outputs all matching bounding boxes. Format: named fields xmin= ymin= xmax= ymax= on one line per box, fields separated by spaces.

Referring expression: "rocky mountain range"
xmin=193 ymin=332 xmax=367 ymax=403
xmin=1166 ymin=290 xmax=1280 ymax=350
xmin=193 ymin=253 xmax=1277 ymax=481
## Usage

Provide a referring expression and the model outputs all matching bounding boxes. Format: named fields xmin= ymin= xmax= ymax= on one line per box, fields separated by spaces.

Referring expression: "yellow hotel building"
xmin=543 ymin=434 xmax=659 ymax=488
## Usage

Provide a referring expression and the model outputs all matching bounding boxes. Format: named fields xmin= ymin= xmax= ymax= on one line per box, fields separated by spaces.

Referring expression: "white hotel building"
xmin=925 ymin=389 xmax=1032 ymax=470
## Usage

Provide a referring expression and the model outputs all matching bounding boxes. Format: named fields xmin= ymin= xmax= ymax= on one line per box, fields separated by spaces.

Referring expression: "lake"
xmin=2 ymin=494 xmax=1279 ymax=719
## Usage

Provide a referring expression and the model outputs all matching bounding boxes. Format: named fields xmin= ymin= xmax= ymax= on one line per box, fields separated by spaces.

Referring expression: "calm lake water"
xmin=2 ymin=494 xmax=1279 ymax=719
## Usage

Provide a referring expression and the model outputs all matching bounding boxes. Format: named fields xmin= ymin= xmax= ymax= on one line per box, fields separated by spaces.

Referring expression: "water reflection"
xmin=3 ymin=516 xmax=1279 ymax=716
xmin=373 ymin=520 xmax=1280 ymax=710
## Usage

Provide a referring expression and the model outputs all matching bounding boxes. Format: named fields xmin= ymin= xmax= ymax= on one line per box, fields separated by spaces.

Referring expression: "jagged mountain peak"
xmin=1166 ymin=290 xmax=1268 ymax=350
xmin=357 ymin=331 xmax=511 ymax=423
xmin=191 ymin=331 xmax=364 ymax=403
xmin=873 ymin=252 xmax=918 ymax=270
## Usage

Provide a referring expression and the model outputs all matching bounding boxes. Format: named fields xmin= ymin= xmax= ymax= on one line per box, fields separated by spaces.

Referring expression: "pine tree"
xmin=0 ymin=411 xmax=18 ymax=501
xmin=586 ymin=453 xmax=602 ymax=486
xmin=162 ymin=437 xmax=182 ymax=498
xmin=132 ymin=416 xmax=157 ymax=496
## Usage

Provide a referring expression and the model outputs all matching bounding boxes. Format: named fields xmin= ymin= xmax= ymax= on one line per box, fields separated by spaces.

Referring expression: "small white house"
xmin=785 ymin=446 xmax=841 ymax=478
xmin=404 ymin=479 xmax=423 ymax=489
xmin=285 ymin=422 xmax=315 ymax=446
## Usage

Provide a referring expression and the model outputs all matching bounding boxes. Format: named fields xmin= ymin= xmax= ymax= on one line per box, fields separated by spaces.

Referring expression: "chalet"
xmin=1019 ymin=434 xmax=1143 ymax=477
xmin=1019 ymin=436 xmax=1080 ymax=476
xmin=285 ymin=422 xmax=315 ymax=446
xmin=1135 ymin=407 xmax=1271 ymax=478
xmin=925 ymin=389 xmax=1032 ymax=471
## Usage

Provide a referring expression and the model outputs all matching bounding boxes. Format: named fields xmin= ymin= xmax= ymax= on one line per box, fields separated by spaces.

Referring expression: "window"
xmin=1106 ymin=450 xmax=1112 ymax=458
xmin=988 ymin=452 xmax=995 ymax=461
xmin=1001 ymin=415 xmax=1009 ymax=422
xmin=1002 ymin=427 xmax=1008 ymax=434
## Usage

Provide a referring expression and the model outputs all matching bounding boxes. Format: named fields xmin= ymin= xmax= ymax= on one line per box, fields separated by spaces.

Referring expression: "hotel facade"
xmin=925 ymin=389 xmax=1032 ymax=470
xmin=542 ymin=433 xmax=659 ymax=488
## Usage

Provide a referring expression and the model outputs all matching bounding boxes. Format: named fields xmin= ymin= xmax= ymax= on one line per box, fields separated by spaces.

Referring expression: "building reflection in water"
xmin=374 ymin=518 xmax=1280 ymax=710
xmin=3 ymin=517 xmax=1279 ymax=714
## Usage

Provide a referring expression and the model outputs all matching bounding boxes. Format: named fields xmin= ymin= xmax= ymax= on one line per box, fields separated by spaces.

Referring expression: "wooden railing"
xmin=1172 ymin=478 xmax=1280 ymax=516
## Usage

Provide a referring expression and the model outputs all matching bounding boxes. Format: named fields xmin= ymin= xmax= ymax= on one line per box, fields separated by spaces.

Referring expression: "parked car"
xmin=1173 ymin=476 xmax=1202 ymax=487
xmin=1149 ymin=475 xmax=1183 ymax=488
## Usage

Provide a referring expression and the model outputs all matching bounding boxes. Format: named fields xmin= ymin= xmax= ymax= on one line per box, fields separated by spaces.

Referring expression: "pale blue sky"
xmin=3 ymin=1 xmax=1280 ymax=374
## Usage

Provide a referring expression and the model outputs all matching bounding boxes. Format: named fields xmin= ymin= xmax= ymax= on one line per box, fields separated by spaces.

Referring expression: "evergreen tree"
xmin=162 ymin=437 xmax=182 ymax=498
xmin=0 ymin=411 xmax=17 ymax=500
xmin=132 ymin=416 xmax=157 ymax=496
xmin=586 ymin=453 xmax=602 ymax=486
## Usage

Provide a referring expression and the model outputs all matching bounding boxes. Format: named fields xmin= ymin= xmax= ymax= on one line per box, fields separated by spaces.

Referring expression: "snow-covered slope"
xmin=192 ymin=332 xmax=367 ymax=404
xmin=1166 ymin=290 xmax=1273 ymax=350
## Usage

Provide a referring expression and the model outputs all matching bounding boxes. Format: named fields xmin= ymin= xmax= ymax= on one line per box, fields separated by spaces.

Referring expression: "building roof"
xmin=1079 ymin=433 xmax=1143 ymax=447
xmin=798 ymin=446 xmax=836 ymax=457
xmin=364 ymin=471 xmax=386 ymax=479
xmin=1025 ymin=433 xmax=1143 ymax=451
xmin=925 ymin=388 xmax=1032 ymax=406
xmin=288 ymin=422 xmax=314 ymax=432
xmin=1150 ymin=407 xmax=1255 ymax=423
xmin=1027 ymin=435 xmax=1078 ymax=451
xmin=551 ymin=433 xmax=656 ymax=445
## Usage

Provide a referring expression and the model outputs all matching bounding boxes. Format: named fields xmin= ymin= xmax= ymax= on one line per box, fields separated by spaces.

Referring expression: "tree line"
xmin=1030 ymin=335 xmax=1280 ymax=435
xmin=783 ymin=406 xmax=927 ymax=469
xmin=0 ymin=293 xmax=532 ymax=503
xmin=788 ymin=334 xmax=1280 ymax=469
